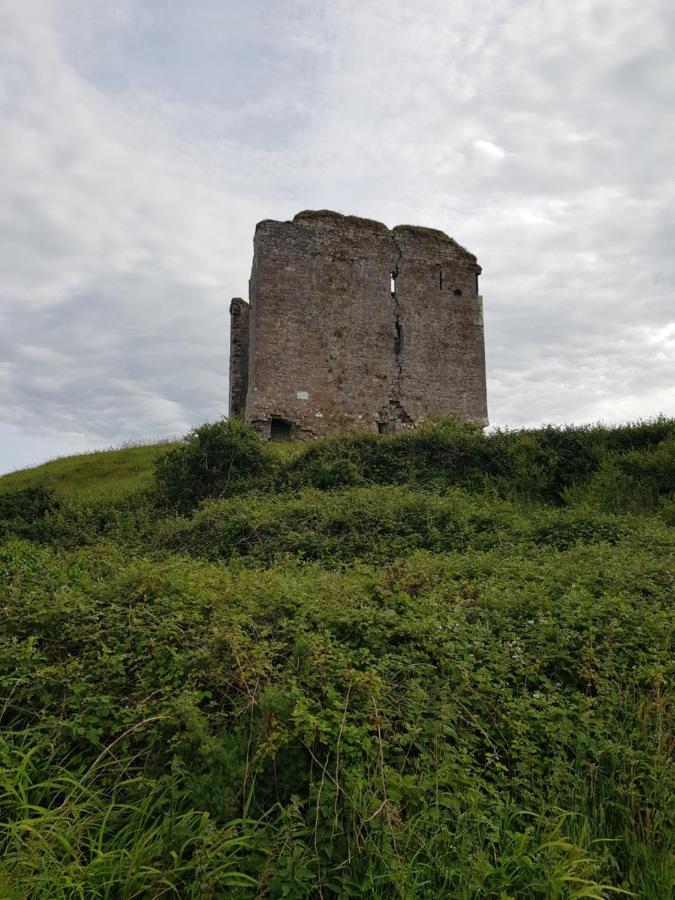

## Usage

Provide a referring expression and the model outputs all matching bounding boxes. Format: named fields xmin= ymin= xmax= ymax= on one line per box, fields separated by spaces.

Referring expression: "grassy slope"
xmin=0 ymin=440 xmax=307 ymax=501
xmin=0 ymin=442 xmax=180 ymax=500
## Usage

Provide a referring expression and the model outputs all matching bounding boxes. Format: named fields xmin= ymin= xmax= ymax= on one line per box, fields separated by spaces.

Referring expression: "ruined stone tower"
xmin=229 ymin=210 xmax=487 ymax=440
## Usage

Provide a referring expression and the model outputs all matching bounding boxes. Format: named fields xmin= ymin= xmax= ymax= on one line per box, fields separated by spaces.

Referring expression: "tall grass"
xmin=0 ymin=738 xmax=257 ymax=898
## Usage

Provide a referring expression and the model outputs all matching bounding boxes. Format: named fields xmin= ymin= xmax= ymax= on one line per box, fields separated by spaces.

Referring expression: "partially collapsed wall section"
xmin=229 ymin=210 xmax=488 ymax=439
xmin=228 ymin=297 xmax=249 ymax=420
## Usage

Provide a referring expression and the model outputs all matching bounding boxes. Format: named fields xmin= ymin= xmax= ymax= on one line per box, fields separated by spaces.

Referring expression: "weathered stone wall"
xmin=228 ymin=297 xmax=249 ymax=420
xmin=392 ymin=225 xmax=487 ymax=428
xmin=245 ymin=210 xmax=399 ymax=439
xmin=230 ymin=210 xmax=487 ymax=439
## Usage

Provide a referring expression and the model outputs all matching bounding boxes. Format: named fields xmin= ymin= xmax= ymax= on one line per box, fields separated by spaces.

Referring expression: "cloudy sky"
xmin=1 ymin=0 xmax=674 ymax=473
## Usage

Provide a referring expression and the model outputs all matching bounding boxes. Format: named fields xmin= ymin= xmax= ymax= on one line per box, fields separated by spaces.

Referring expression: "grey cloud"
xmin=0 ymin=0 xmax=673 ymax=473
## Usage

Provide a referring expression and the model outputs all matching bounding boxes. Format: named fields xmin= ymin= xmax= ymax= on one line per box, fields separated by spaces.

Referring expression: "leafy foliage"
xmin=0 ymin=486 xmax=59 ymax=539
xmin=154 ymin=419 xmax=272 ymax=513
xmin=158 ymin=485 xmax=663 ymax=566
xmin=0 ymin=418 xmax=673 ymax=897
xmin=275 ymin=417 xmax=675 ymax=509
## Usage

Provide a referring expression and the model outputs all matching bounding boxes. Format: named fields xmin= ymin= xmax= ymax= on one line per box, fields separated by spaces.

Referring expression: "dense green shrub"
xmin=497 ymin=425 xmax=603 ymax=502
xmin=308 ymin=456 xmax=364 ymax=489
xmin=618 ymin=435 xmax=675 ymax=500
xmin=0 ymin=485 xmax=59 ymax=538
xmin=529 ymin=507 xmax=623 ymax=549
xmin=33 ymin=490 xmax=157 ymax=548
xmin=279 ymin=419 xmax=508 ymax=493
xmin=158 ymin=485 xmax=655 ymax=567
xmin=1 ymin=418 xmax=673 ymax=897
xmin=154 ymin=419 xmax=272 ymax=513
xmin=1 ymin=537 xmax=672 ymax=896
xmin=159 ymin=486 xmax=476 ymax=564
xmin=604 ymin=416 xmax=674 ymax=452
xmin=0 ymin=487 xmax=156 ymax=548
xmin=275 ymin=417 xmax=674 ymax=511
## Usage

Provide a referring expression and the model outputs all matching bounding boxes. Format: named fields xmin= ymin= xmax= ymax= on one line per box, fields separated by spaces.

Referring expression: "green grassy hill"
xmin=0 ymin=419 xmax=673 ymax=898
xmin=0 ymin=441 xmax=180 ymax=500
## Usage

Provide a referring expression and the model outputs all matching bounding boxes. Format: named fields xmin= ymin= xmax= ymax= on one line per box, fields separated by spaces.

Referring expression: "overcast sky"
xmin=1 ymin=0 xmax=674 ymax=474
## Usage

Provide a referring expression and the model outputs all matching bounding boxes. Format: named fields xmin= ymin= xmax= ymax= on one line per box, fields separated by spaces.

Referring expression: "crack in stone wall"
xmin=228 ymin=210 xmax=488 ymax=440
xmin=385 ymin=231 xmax=413 ymax=430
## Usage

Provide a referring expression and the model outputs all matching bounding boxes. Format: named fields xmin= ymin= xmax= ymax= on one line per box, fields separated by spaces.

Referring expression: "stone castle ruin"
xmin=229 ymin=210 xmax=488 ymax=440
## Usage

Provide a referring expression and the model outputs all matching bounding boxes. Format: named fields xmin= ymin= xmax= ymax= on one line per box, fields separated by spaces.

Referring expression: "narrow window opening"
xmin=439 ymin=268 xmax=444 ymax=290
xmin=377 ymin=422 xmax=387 ymax=434
xmin=390 ymin=273 xmax=396 ymax=295
xmin=453 ymin=288 xmax=462 ymax=296
xmin=270 ymin=416 xmax=292 ymax=442
xmin=394 ymin=321 xmax=403 ymax=355
xmin=475 ymin=273 xmax=479 ymax=293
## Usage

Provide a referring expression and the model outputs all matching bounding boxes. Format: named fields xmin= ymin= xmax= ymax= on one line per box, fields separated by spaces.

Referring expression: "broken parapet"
xmin=229 ymin=210 xmax=487 ymax=440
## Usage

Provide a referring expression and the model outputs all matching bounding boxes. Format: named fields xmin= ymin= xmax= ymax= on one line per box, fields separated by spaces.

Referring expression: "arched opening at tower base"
xmin=270 ymin=416 xmax=293 ymax=442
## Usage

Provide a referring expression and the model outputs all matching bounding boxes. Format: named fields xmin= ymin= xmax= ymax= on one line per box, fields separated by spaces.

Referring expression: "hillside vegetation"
xmin=0 ymin=419 xmax=673 ymax=898
xmin=0 ymin=441 xmax=179 ymax=501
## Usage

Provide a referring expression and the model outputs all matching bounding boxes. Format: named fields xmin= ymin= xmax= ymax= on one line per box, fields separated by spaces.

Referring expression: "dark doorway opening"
xmin=377 ymin=421 xmax=395 ymax=434
xmin=270 ymin=417 xmax=293 ymax=442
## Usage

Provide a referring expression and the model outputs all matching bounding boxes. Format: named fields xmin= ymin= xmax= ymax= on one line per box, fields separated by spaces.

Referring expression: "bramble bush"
xmin=0 ymin=417 xmax=673 ymax=897
xmin=154 ymin=418 xmax=272 ymax=513
xmin=158 ymin=485 xmax=665 ymax=566
xmin=0 ymin=485 xmax=59 ymax=539
xmin=276 ymin=417 xmax=674 ymax=509
xmin=5 ymin=418 xmax=672 ymax=549
xmin=1 ymin=537 xmax=672 ymax=896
